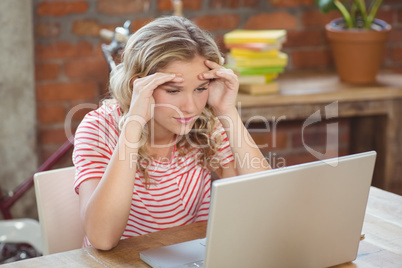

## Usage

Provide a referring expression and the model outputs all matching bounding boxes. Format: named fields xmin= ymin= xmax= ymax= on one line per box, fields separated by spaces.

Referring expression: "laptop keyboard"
xmin=182 ymin=260 xmax=204 ymax=267
xmin=199 ymin=238 xmax=207 ymax=246
xmin=181 ymin=239 xmax=207 ymax=267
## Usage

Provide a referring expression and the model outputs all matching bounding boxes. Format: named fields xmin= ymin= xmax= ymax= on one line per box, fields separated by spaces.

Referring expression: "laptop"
xmin=140 ymin=151 xmax=376 ymax=268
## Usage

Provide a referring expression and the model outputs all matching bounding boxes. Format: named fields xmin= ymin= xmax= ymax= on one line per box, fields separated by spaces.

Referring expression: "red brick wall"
xmin=248 ymin=118 xmax=351 ymax=168
xmin=33 ymin=0 xmax=402 ymax=168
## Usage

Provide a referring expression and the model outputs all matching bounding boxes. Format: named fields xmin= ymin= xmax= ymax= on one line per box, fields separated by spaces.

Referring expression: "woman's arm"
xmin=200 ymin=60 xmax=271 ymax=178
xmin=77 ymin=119 xmax=143 ymax=250
xmin=77 ymin=73 xmax=183 ymax=250
xmin=219 ymin=107 xmax=271 ymax=176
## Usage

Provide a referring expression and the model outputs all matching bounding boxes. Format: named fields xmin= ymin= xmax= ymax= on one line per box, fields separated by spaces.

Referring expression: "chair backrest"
xmin=34 ymin=166 xmax=85 ymax=255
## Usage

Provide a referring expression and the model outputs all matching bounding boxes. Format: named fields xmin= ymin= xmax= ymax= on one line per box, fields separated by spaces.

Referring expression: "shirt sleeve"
xmin=72 ymin=107 xmax=118 ymax=194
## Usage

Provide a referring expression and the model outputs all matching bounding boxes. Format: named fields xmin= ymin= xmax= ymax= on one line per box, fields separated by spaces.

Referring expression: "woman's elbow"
xmin=83 ymin=216 xmax=123 ymax=250
xmin=85 ymin=226 xmax=121 ymax=251
xmin=88 ymin=234 xmax=120 ymax=251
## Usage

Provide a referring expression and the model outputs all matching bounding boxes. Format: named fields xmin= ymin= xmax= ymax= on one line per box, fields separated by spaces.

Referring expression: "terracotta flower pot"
xmin=326 ymin=18 xmax=391 ymax=84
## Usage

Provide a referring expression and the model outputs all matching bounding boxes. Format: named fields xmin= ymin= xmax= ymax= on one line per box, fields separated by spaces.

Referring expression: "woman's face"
xmin=151 ymin=55 xmax=210 ymax=139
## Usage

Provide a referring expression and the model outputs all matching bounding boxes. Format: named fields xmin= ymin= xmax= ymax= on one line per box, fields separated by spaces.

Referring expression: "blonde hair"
xmin=109 ymin=16 xmax=223 ymax=185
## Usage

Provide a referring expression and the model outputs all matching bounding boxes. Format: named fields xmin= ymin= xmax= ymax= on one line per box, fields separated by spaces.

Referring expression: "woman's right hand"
xmin=128 ymin=73 xmax=182 ymax=123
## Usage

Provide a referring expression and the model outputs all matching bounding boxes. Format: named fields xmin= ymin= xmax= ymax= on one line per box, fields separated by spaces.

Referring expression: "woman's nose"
xmin=179 ymin=94 xmax=197 ymax=115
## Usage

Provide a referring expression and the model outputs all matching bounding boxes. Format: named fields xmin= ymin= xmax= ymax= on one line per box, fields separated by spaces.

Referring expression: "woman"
xmin=73 ymin=16 xmax=270 ymax=250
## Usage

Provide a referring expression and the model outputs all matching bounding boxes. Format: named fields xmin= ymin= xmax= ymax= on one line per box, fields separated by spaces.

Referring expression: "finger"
xmin=198 ymin=60 xmax=218 ymax=79
xmin=151 ymin=73 xmax=184 ymax=85
xmin=216 ymin=73 xmax=239 ymax=90
xmin=200 ymin=67 xmax=235 ymax=82
xmin=216 ymin=68 xmax=237 ymax=80
xmin=171 ymin=74 xmax=184 ymax=83
xmin=204 ymin=59 xmax=221 ymax=69
xmin=199 ymin=68 xmax=223 ymax=80
xmin=216 ymin=68 xmax=235 ymax=76
xmin=134 ymin=73 xmax=181 ymax=92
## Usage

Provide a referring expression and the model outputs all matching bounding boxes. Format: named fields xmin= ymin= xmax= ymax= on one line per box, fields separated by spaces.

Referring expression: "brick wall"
xmin=33 ymin=0 xmax=402 ymax=168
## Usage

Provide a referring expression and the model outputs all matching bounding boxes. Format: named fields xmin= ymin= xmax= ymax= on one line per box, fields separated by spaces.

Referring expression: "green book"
xmin=225 ymin=65 xmax=285 ymax=75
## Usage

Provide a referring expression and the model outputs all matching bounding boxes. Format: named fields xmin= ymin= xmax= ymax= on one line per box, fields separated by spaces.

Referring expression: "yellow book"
xmin=239 ymin=81 xmax=279 ymax=95
xmin=225 ymin=42 xmax=282 ymax=51
xmin=238 ymin=73 xmax=278 ymax=85
xmin=231 ymin=48 xmax=279 ymax=58
xmin=224 ymin=29 xmax=286 ymax=44
xmin=227 ymin=52 xmax=288 ymax=68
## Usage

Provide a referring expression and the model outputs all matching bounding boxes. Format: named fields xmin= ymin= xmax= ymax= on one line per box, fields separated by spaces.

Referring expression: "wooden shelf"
xmin=237 ymin=71 xmax=402 ymax=107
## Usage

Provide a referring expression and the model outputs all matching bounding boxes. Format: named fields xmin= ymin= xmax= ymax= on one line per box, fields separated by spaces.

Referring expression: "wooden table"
xmin=236 ymin=71 xmax=402 ymax=194
xmin=4 ymin=186 xmax=402 ymax=267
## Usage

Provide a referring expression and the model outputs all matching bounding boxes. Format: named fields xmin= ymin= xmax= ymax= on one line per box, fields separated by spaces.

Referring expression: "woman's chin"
xmin=174 ymin=122 xmax=196 ymax=136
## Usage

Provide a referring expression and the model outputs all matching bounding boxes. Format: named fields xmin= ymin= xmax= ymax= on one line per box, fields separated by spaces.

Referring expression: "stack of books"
xmin=224 ymin=29 xmax=287 ymax=95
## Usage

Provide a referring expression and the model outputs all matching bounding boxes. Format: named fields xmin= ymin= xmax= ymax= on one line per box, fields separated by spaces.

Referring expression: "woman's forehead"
xmin=159 ymin=55 xmax=209 ymax=73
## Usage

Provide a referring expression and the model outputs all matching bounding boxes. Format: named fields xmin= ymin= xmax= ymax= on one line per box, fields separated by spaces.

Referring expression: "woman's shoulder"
xmin=85 ymin=101 xmax=120 ymax=118
xmin=77 ymin=101 xmax=122 ymax=135
xmin=82 ymin=101 xmax=121 ymax=124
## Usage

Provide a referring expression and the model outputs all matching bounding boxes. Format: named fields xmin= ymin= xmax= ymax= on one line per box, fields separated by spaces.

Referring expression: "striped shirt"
xmin=73 ymin=104 xmax=234 ymax=247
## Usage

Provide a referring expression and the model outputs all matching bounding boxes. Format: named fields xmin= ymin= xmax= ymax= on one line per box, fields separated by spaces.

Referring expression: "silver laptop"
xmin=140 ymin=151 xmax=376 ymax=268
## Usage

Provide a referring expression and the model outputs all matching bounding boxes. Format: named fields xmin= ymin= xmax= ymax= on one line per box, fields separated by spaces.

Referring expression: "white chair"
xmin=0 ymin=218 xmax=42 ymax=254
xmin=34 ymin=166 xmax=85 ymax=255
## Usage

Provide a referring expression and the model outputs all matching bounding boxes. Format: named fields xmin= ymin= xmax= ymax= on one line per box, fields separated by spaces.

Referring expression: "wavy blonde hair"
xmin=109 ymin=16 xmax=223 ymax=186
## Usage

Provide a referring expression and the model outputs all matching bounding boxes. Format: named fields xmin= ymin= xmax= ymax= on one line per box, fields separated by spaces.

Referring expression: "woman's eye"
xmin=196 ymin=87 xmax=208 ymax=92
xmin=167 ymin=89 xmax=180 ymax=94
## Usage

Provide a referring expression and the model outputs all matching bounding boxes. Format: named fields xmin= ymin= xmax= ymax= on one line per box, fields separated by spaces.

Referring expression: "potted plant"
xmin=316 ymin=0 xmax=391 ymax=84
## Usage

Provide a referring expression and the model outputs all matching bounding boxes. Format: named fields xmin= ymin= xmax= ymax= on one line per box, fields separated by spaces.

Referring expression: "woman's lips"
xmin=174 ymin=116 xmax=194 ymax=125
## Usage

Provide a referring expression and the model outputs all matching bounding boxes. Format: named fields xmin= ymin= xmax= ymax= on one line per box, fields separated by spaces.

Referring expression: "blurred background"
xmin=0 ymin=0 xmax=401 ymax=220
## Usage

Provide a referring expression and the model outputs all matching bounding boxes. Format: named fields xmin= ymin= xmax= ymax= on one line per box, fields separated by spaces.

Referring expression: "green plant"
xmin=315 ymin=0 xmax=383 ymax=29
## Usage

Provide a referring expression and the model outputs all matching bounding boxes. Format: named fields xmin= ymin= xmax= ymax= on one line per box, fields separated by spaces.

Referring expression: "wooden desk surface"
xmin=4 ymin=187 xmax=402 ymax=267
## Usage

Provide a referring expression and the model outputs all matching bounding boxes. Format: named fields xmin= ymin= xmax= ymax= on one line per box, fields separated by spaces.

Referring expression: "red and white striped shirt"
xmin=73 ymin=104 xmax=233 ymax=247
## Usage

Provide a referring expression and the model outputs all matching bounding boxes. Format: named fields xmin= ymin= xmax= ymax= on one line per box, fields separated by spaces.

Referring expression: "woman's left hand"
xmin=199 ymin=60 xmax=239 ymax=116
